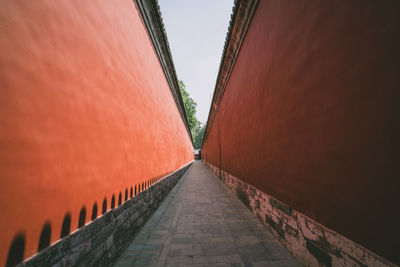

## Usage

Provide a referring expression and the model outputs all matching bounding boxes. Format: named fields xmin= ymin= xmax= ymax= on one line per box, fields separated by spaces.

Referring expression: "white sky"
xmin=158 ymin=0 xmax=234 ymax=124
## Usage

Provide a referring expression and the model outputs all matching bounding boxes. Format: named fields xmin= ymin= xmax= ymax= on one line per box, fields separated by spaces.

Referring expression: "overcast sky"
xmin=158 ymin=0 xmax=234 ymax=124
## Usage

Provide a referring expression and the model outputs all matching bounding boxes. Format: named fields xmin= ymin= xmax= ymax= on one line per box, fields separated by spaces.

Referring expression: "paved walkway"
xmin=114 ymin=161 xmax=299 ymax=267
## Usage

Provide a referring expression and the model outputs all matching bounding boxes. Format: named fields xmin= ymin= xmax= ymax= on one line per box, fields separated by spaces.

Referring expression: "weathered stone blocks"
xmin=204 ymin=161 xmax=396 ymax=267
xmin=19 ymin=162 xmax=192 ymax=267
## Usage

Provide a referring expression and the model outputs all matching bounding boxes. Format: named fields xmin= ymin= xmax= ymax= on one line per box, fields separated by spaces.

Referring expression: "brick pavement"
xmin=113 ymin=161 xmax=299 ymax=267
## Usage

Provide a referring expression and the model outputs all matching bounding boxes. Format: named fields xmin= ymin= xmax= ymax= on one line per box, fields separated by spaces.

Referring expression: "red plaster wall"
xmin=202 ymin=0 xmax=400 ymax=264
xmin=0 ymin=0 xmax=193 ymax=265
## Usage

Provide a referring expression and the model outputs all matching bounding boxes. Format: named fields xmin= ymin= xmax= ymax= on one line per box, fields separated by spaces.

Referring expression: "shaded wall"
xmin=0 ymin=0 xmax=193 ymax=265
xmin=202 ymin=0 xmax=400 ymax=264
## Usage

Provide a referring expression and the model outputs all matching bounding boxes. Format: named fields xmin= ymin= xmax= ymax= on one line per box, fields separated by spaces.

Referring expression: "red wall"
xmin=0 ymin=0 xmax=192 ymax=265
xmin=202 ymin=0 xmax=400 ymax=264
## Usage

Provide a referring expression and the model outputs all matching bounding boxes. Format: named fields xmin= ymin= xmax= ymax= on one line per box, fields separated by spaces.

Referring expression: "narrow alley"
xmin=114 ymin=161 xmax=298 ymax=267
xmin=1 ymin=0 xmax=399 ymax=266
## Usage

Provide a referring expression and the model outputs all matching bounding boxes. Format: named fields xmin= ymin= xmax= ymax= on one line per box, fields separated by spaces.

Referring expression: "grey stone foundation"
xmin=204 ymin=161 xmax=395 ymax=267
xmin=19 ymin=162 xmax=192 ymax=267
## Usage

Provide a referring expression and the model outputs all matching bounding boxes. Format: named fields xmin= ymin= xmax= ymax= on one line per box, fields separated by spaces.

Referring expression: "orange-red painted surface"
xmin=0 ymin=0 xmax=192 ymax=265
xmin=202 ymin=1 xmax=400 ymax=264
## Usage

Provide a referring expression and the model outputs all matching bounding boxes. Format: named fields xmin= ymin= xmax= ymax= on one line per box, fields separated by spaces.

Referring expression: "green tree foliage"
xmin=193 ymin=123 xmax=206 ymax=149
xmin=179 ymin=80 xmax=198 ymax=132
xmin=179 ymin=80 xmax=204 ymax=149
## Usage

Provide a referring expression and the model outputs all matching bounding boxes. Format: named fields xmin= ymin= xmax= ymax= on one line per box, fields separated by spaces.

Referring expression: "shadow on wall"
xmin=5 ymin=176 xmax=162 ymax=267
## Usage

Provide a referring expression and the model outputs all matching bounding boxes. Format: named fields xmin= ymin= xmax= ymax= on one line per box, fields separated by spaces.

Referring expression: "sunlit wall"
xmin=0 ymin=0 xmax=193 ymax=265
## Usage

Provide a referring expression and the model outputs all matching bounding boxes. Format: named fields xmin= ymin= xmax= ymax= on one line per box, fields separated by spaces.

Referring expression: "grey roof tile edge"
xmin=201 ymin=0 xmax=259 ymax=147
xmin=136 ymin=0 xmax=193 ymax=144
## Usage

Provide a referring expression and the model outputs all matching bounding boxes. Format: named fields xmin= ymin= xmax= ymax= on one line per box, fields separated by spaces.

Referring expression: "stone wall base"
xmin=204 ymin=161 xmax=395 ymax=267
xmin=20 ymin=162 xmax=193 ymax=267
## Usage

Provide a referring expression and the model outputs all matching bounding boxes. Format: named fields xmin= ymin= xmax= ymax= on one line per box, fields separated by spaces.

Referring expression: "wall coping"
xmin=202 ymin=0 xmax=259 ymax=146
xmin=136 ymin=0 xmax=193 ymax=144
